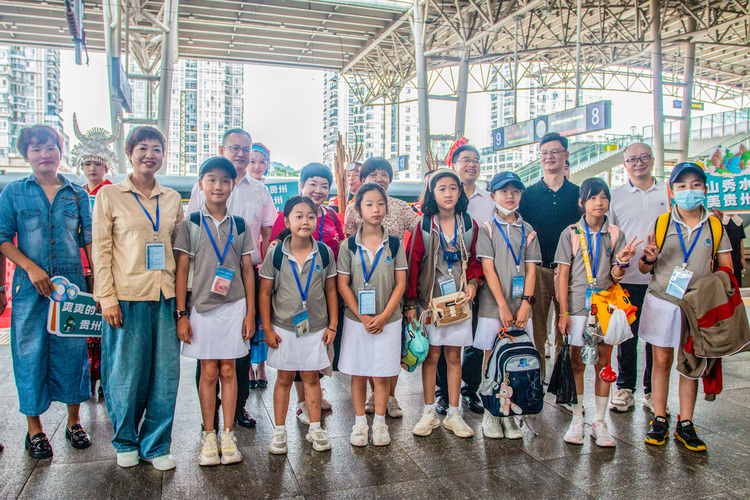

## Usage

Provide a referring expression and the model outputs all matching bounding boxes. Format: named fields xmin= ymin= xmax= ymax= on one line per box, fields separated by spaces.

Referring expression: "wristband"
xmin=615 ymin=256 xmax=630 ymax=266
xmin=326 ymin=326 xmax=337 ymax=333
xmin=641 ymin=254 xmax=657 ymax=265
xmin=558 ymin=312 xmax=569 ymax=317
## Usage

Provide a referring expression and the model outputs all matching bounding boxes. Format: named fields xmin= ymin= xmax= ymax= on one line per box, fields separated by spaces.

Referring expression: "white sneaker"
xmin=116 ymin=450 xmax=139 ymax=468
xmin=320 ymin=389 xmax=332 ymax=411
xmin=372 ymin=420 xmax=391 ymax=446
xmin=350 ymin=420 xmax=369 ymax=447
xmin=609 ymin=389 xmax=635 ymax=413
xmin=443 ymin=411 xmax=475 ymax=438
xmin=564 ymin=417 xmax=585 ymax=445
xmin=151 ymin=455 xmax=176 ymax=471
xmin=306 ymin=427 xmax=332 ymax=452
xmin=364 ymin=393 xmax=375 ymax=414
xmin=269 ymin=429 xmax=288 ymax=455
xmin=643 ymin=393 xmax=671 ymax=416
xmin=199 ymin=431 xmax=220 ymax=466
xmin=296 ymin=401 xmax=310 ymax=425
xmin=501 ymin=417 xmax=524 ymax=440
xmin=387 ymin=396 xmax=403 ymax=418
xmin=220 ymin=430 xmax=242 ymax=465
xmin=591 ymin=421 xmax=616 ymax=447
xmin=412 ymin=407 xmax=441 ymax=436
xmin=482 ymin=410 xmax=503 ymax=439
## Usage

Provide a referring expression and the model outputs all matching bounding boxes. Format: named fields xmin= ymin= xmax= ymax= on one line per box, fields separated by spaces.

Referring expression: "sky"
xmin=60 ymin=49 xmax=728 ymax=169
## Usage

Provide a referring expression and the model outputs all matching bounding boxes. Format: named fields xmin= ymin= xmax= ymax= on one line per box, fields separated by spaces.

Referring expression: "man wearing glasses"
xmin=186 ymin=128 xmax=278 ymax=430
xmin=518 ymin=132 xmax=580 ymax=378
xmin=607 ymin=142 xmax=668 ymax=414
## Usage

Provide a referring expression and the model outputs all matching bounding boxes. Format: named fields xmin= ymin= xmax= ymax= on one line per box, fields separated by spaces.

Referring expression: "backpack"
xmin=347 ymin=234 xmax=401 ymax=260
xmin=569 ymin=224 xmax=620 ymax=259
xmin=479 ymin=330 xmax=544 ymax=417
xmin=186 ymin=211 xmax=247 ymax=291
xmin=420 ymin=212 xmax=475 ymax=257
xmin=272 ymin=239 xmax=330 ymax=271
xmin=653 ymin=212 xmax=723 ymax=257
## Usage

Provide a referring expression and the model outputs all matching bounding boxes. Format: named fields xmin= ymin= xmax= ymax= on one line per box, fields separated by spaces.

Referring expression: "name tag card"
xmin=358 ymin=285 xmax=376 ymax=315
xmin=585 ymin=288 xmax=603 ymax=311
xmin=293 ymin=309 xmax=310 ymax=338
xmin=666 ymin=267 xmax=693 ymax=299
xmin=145 ymin=242 xmax=166 ymax=271
xmin=512 ymin=275 xmax=525 ymax=299
xmin=210 ymin=266 xmax=235 ymax=296
xmin=438 ymin=274 xmax=457 ymax=296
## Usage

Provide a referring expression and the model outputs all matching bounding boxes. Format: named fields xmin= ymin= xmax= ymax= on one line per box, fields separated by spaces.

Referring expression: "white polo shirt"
xmin=187 ymin=173 xmax=278 ymax=265
xmin=467 ymin=185 xmax=496 ymax=226
xmin=608 ymin=177 xmax=670 ymax=285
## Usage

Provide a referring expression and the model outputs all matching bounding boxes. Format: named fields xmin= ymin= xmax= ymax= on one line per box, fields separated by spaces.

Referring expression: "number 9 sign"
xmin=492 ymin=128 xmax=504 ymax=151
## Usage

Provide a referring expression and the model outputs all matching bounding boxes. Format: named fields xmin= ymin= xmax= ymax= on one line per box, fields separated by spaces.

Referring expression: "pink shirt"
xmin=271 ymin=205 xmax=344 ymax=258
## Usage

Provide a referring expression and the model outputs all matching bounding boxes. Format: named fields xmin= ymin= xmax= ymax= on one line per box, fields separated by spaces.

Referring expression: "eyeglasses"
xmin=456 ymin=157 xmax=481 ymax=165
xmin=227 ymin=145 xmax=251 ymax=155
xmin=540 ymin=149 xmax=566 ymax=157
xmin=624 ymin=154 xmax=653 ymax=165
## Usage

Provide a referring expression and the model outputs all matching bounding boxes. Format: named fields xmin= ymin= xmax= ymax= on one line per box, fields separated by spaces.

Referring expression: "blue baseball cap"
xmin=669 ymin=162 xmax=706 ymax=186
xmin=490 ymin=171 xmax=525 ymax=192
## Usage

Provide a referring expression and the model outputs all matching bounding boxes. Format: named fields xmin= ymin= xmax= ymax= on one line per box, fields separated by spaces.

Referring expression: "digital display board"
xmin=492 ymin=100 xmax=611 ymax=151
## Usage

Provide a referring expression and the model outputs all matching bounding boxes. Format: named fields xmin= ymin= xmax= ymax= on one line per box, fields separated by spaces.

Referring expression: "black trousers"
xmin=193 ymin=267 xmax=258 ymax=413
xmin=616 ymin=283 xmax=653 ymax=394
xmin=435 ymin=300 xmax=482 ymax=398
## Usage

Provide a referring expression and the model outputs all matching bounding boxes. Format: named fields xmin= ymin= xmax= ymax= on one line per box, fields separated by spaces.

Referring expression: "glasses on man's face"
xmin=227 ymin=145 xmax=251 ymax=155
xmin=540 ymin=149 xmax=566 ymax=157
xmin=457 ymin=157 xmax=481 ymax=165
xmin=624 ymin=154 xmax=653 ymax=166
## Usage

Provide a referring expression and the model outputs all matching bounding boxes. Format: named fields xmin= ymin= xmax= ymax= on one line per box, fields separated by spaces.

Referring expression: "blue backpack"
xmin=479 ymin=329 xmax=544 ymax=417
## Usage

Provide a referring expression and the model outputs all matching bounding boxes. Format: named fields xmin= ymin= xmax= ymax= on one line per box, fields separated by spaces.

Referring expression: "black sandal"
xmin=257 ymin=379 xmax=268 ymax=389
xmin=65 ymin=424 xmax=91 ymax=449
xmin=25 ymin=432 xmax=53 ymax=459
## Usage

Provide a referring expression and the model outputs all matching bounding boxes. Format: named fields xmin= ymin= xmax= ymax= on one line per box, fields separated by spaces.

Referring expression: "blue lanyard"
xmin=582 ymin=217 xmax=602 ymax=280
xmin=290 ymin=251 xmax=317 ymax=307
xmin=359 ymin=245 xmax=384 ymax=286
xmin=132 ymin=192 xmax=159 ymax=233
xmin=201 ymin=213 xmax=233 ymax=266
xmin=674 ymin=221 xmax=703 ymax=267
xmin=493 ymin=217 xmax=525 ymax=272
xmin=437 ymin=216 xmax=458 ymax=270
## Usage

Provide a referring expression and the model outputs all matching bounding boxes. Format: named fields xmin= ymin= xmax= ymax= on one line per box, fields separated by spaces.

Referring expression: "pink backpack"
xmin=568 ymin=224 xmax=620 ymax=258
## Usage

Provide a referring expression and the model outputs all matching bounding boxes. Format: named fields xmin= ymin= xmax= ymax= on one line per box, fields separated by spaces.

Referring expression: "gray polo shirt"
xmin=475 ymin=214 xmax=542 ymax=318
xmin=258 ymin=236 xmax=337 ymax=331
xmin=337 ymin=228 xmax=408 ymax=324
xmin=174 ymin=208 xmax=255 ymax=313
xmin=554 ymin=216 xmax=627 ymax=315
xmin=647 ymin=206 xmax=732 ymax=305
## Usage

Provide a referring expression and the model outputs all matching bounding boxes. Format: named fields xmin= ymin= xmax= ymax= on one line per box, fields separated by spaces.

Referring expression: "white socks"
xmin=572 ymin=395 xmax=584 ymax=419
xmin=448 ymin=405 xmax=459 ymax=416
xmin=275 ymin=425 xmax=286 ymax=432
xmin=374 ymin=414 xmax=385 ymax=422
xmin=355 ymin=414 xmax=366 ymax=424
xmin=309 ymin=421 xmax=321 ymax=430
xmin=425 ymin=403 xmax=435 ymax=412
xmin=595 ymin=396 xmax=608 ymax=422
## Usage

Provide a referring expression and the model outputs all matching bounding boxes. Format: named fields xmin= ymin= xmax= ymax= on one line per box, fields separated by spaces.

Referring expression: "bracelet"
xmin=641 ymin=254 xmax=657 ymax=265
xmin=326 ymin=326 xmax=337 ymax=333
xmin=558 ymin=312 xmax=570 ymax=317
xmin=611 ymin=267 xmax=624 ymax=281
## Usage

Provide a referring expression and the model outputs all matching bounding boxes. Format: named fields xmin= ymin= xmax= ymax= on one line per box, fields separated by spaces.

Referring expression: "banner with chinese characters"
xmin=699 ymin=146 xmax=750 ymax=214
xmin=265 ymin=180 xmax=300 ymax=212
xmin=46 ymin=276 xmax=103 ymax=338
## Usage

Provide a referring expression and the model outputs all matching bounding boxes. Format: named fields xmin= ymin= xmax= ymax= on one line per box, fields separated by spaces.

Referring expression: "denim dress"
xmin=0 ymin=174 xmax=92 ymax=416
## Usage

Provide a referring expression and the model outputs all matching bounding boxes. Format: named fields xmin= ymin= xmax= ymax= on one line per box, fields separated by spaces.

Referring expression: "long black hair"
xmin=422 ymin=170 xmax=469 ymax=216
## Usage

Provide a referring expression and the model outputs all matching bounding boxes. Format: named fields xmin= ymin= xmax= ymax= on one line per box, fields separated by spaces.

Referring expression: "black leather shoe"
xmin=435 ymin=395 xmax=449 ymax=415
xmin=235 ymin=408 xmax=256 ymax=428
xmin=462 ymin=393 xmax=484 ymax=414
xmin=25 ymin=432 xmax=53 ymax=459
xmin=65 ymin=424 xmax=91 ymax=449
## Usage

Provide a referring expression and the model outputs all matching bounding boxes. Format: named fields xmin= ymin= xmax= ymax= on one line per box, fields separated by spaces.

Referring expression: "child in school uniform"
xmin=638 ymin=163 xmax=732 ymax=452
xmin=405 ymin=169 xmax=483 ymax=439
xmin=174 ymin=157 xmax=256 ymax=466
xmin=555 ymin=178 xmax=639 ymax=447
xmin=259 ymin=196 xmax=338 ymax=455
xmin=337 ymin=183 xmax=408 ymax=447
xmin=473 ymin=172 xmax=541 ymax=440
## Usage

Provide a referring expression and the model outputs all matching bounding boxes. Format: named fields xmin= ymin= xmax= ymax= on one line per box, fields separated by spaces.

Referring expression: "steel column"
xmin=157 ymin=0 xmax=178 ymax=137
xmin=574 ymin=0 xmax=583 ymax=107
xmin=103 ymin=0 xmax=127 ymax=174
xmin=454 ymin=49 xmax=470 ymax=140
xmin=650 ymin=0 xmax=665 ymax=180
xmin=679 ymin=17 xmax=697 ymax=163
xmin=412 ymin=0 xmax=430 ymax=174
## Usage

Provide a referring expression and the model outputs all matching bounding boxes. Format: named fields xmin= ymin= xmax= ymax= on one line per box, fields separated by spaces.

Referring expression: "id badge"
xmin=293 ymin=309 xmax=310 ymax=338
xmin=512 ymin=275 xmax=525 ymax=299
xmin=438 ymin=274 xmax=457 ymax=295
xmin=585 ymin=288 xmax=602 ymax=311
xmin=210 ymin=266 xmax=235 ymax=296
xmin=666 ymin=266 xmax=693 ymax=299
xmin=145 ymin=242 xmax=166 ymax=271
xmin=358 ymin=285 xmax=376 ymax=315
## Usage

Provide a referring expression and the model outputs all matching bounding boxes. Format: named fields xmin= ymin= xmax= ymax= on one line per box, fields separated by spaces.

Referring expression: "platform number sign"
xmin=493 ymin=129 xmax=504 ymax=150
xmin=586 ymin=101 xmax=609 ymax=132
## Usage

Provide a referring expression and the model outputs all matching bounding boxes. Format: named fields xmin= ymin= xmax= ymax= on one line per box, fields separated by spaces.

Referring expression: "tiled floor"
xmin=1 ymin=344 xmax=749 ymax=499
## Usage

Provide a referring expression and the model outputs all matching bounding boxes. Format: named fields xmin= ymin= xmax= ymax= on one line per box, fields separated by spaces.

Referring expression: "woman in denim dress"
xmin=0 ymin=125 xmax=93 ymax=458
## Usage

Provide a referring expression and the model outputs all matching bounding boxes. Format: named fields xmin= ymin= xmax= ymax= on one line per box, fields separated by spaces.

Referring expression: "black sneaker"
xmin=644 ymin=416 xmax=669 ymax=446
xmin=675 ymin=419 xmax=707 ymax=452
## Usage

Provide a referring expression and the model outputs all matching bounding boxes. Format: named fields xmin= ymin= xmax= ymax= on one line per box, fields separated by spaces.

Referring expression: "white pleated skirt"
xmin=338 ymin=316 xmax=402 ymax=377
xmin=638 ymin=292 xmax=682 ymax=348
xmin=419 ymin=306 xmax=473 ymax=347
xmin=266 ymin=323 xmax=331 ymax=372
xmin=182 ymin=299 xmax=250 ymax=360
xmin=567 ymin=315 xmax=589 ymax=347
xmin=473 ymin=317 xmax=535 ymax=351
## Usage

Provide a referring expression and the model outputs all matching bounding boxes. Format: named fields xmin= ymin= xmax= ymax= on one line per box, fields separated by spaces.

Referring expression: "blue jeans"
xmin=11 ymin=268 xmax=90 ymax=416
xmin=101 ymin=295 xmax=179 ymax=460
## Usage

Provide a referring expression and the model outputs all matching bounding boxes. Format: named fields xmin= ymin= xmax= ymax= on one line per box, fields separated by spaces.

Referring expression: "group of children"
xmin=180 ymin=156 xmax=727 ymax=464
